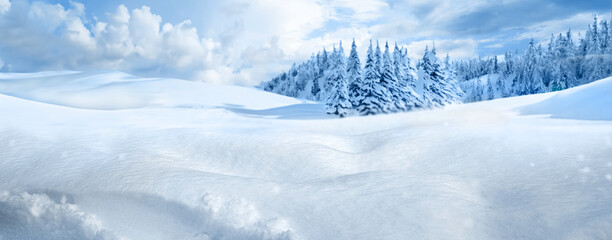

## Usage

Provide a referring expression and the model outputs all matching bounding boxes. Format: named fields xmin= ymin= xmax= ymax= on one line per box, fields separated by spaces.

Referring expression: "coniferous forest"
xmin=260 ymin=16 xmax=612 ymax=117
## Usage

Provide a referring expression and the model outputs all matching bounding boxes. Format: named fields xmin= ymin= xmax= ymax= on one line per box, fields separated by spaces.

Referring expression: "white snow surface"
xmin=521 ymin=76 xmax=612 ymax=121
xmin=1 ymin=71 xmax=612 ymax=239
xmin=0 ymin=71 xmax=302 ymax=110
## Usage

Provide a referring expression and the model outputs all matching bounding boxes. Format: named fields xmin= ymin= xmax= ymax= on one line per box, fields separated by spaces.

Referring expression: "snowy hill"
xmin=521 ymin=76 xmax=612 ymax=121
xmin=0 ymin=71 xmax=303 ymax=110
xmin=1 ymin=72 xmax=612 ymax=239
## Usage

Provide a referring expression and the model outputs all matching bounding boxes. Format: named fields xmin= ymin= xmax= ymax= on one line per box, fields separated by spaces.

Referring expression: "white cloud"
xmin=516 ymin=12 xmax=600 ymax=44
xmin=188 ymin=0 xmax=334 ymax=85
xmin=0 ymin=0 xmax=10 ymax=14
xmin=0 ymin=0 xmax=486 ymax=86
xmin=323 ymin=0 xmax=388 ymax=23
xmin=403 ymin=39 xmax=479 ymax=60
xmin=199 ymin=0 xmax=390 ymax=85
xmin=368 ymin=17 xmax=434 ymax=39
xmin=240 ymin=36 xmax=285 ymax=66
xmin=365 ymin=0 xmax=495 ymax=40
xmin=0 ymin=2 xmax=215 ymax=81
xmin=485 ymin=43 xmax=504 ymax=49
xmin=425 ymin=0 xmax=491 ymax=25
xmin=28 ymin=2 xmax=69 ymax=32
xmin=1 ymin=0 xmax=605 ymax=86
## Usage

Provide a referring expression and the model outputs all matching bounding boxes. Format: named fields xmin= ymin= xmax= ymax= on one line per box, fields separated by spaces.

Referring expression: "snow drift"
xmin=521 ymin=76 xmax=612 ymax=121
xmin=1 ymin=71 xmax=612 ymax=239
xmin=0 ymin=71 xmax=302 ymax=110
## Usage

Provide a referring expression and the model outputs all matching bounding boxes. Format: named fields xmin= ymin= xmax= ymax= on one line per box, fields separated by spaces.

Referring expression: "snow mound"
xmin=0 ymin=71 xmax=302 ymax=110
xmin=520 ymin=77 xmax=612 ymax=120
xmin=73 ymin=192 xmax=295 ymax=240
xmin=0 ymin=191 xmax=118 ymax=240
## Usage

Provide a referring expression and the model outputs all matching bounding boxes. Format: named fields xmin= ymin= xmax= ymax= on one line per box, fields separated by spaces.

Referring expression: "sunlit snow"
xmin=1 ymin=71 xmax=612 ymax=239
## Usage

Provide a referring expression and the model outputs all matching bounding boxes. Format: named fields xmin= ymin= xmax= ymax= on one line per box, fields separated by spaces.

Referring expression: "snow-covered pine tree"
xmin=476 ymin=81 xmax=484 ymax=102
xmin=529 ymin=44 xmax=546 ymax=94
xmin=262 ymin=19 xmax=612 ymax=107
xmin=261 ymin=75 xmax=278 ymax=93
xmin=492 ymin=55 xmax=499 ymax=73
xmin=325 ymin=45 xmax=340 ymax=99
xmin=585 ymin=16 xmax=605 ymax=82
xmin=274 ymin=72 xmax=289 ymax=96
xmin=380 ymin=41 xmax=405 ymax=112
xmin=608 ymin=19 xmax=612 ymax=75
xmin=347 ymin=39 xmax=365 ymax=108
xmin=514 ymin=39 xmax=544 ymax=95
xmin=602 ymin=19 xmax=612 ymax=76
xmin=402 ymin=48 xmax=418 ymax=88
xmin=599 ymin=19 xmax=609 ymax=53
xmin=541 ymin=34 xmax=557 ymax=88
xmin=281 ymin=63 xmax=298 ymax=97
xmin=393 ymin=43 xmax=424 ymax=110
xmin=549 ymin=31 xmax=577 ymax=91
xmin=503 ymin=51 xmax=514 ymax=76
xmin=419 ymin=45 xmax=462 ymax=107
xmin=392 ymin=43 xmax=405 ymax=89
xmin=325 ymin=41 xmax=352 ymax=117
xmin=577 ymin=31 xmax=588 ymax=80
xmin=375 ymin=40 xmax=382 ymax=74
xmin=442 ymin=53 xmax=464 ymax=101
xmin=294 ymin=63 xmax=309 ymax=96
xmin=354 ymin=40 xmax=393 ymax=115
xmin=497 ymin=74 xmax=506 ymax=97
xmin=311 ymin=52 xmax=322 ymax=99
xmin=486 ymin=75 xmax=494 ymax=100
xmin=315 ymin=49 xmax=331 ymax=100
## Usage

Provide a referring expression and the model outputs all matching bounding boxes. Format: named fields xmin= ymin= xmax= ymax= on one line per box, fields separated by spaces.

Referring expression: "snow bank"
xmin=0 ymin=191 xmax=118 ymax=240
xmin=521 ymin=77 xmax=612 ymax=120
xmin=0 ymin=71 xmax=302 ymax=110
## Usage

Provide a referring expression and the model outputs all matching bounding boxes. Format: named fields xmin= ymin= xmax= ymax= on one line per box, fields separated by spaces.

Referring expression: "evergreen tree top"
xmin=385 ymin=41 xmax=390 ymax=53
xmin=366 ymin=40 xmax=375 ymax=67
xmin=348 ymin=39 xmax=361 ymax=67
xmin=431 ymin=41 xmax=437 ymax=55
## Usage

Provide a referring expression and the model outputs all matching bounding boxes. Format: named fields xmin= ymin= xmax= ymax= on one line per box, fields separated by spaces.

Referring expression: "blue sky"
xmin=0 ymin=0 xmax=610 ymax=85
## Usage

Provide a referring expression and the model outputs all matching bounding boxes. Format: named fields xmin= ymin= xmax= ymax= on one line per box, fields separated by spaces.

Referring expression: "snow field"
xmin=1 ymin=71 xmax=612 ymax=239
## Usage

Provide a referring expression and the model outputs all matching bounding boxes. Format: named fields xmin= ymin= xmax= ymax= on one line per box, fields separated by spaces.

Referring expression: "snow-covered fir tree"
xmin=442 ymin=53 xmax=464 ymax=102
xmin=317 ymin=49 xmax=331 ymax=100
xmin=347 ymin=39 xmax=365 ymax=108
xmin=401 ymin=48 xmax=418 ymax=88
xmin=486 ymin=75 xmax=494 ymax=100
xmin=325 ymin=46 xmax=340 ymax=99
xmin=393 ymin=43 xmax=424 ymax=110
xmin=375 ymin=40 xmax=382 ymax=74
xmin=380 ymin=41 xmax=405 ymax=112
xmin=584 ymin=16 xmax=606 ymax=82
xmin=261 ymin=16 xmax=612 ymax=114
xmin=310 ymin=53 xmax=322 ymax=99
xmin=325 ymin=41 xmax=353 ymax=117
xmin=419 ymin=45 xmax=461 ymax=107
xmin=515 ymin=39 xmax=545 ymax=95
xmin=355 ymin=40 xmax=393 ymax=115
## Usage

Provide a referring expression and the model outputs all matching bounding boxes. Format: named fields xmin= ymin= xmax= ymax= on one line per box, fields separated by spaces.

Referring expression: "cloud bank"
xmin=0 ymin=0 xmax=609 ymax=85
xmin=0 ymin=1 xmax=215 ymax=82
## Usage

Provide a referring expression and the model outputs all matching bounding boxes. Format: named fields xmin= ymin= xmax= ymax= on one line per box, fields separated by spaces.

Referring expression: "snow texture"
xmin=1 ymin=71 xmax=612 ymax=239
xmin=521 ymin=76 xmax=612 ymax=121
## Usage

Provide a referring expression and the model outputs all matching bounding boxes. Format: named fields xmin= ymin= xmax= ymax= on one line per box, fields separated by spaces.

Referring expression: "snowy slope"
xmin=1 ymin=72 xmax=612 ymax=240
xmin=0 ymin=71 xmax=303 ymax=110
xmin=521 ymin=76 xmax=612 ymax=121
